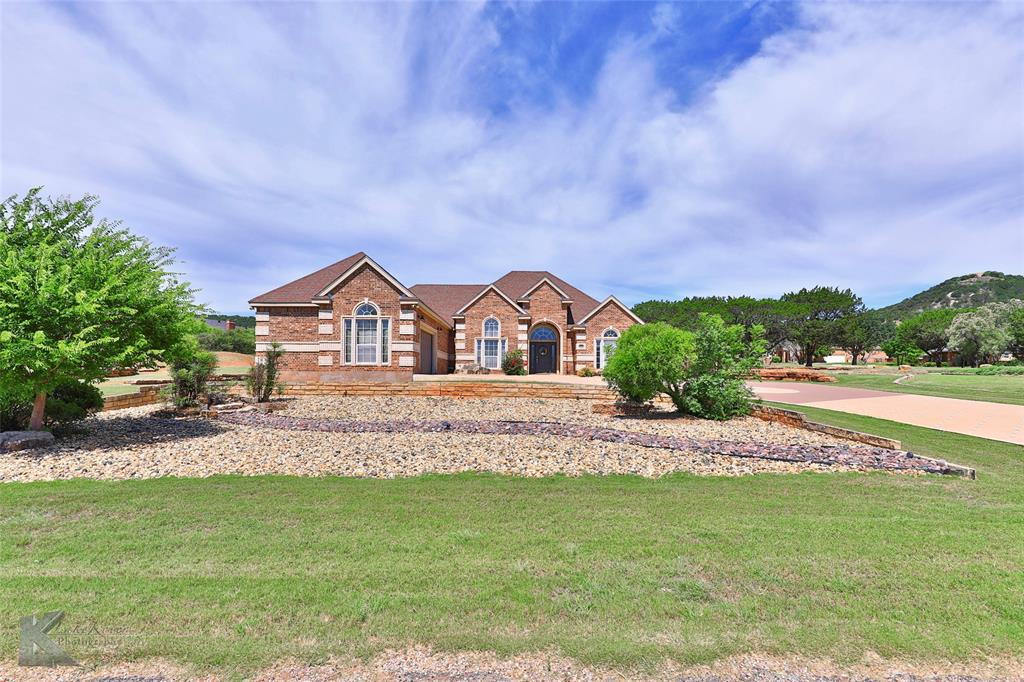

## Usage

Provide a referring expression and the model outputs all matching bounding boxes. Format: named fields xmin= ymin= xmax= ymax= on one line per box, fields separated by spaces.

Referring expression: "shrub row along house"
xmin=249 ymin=252 xmax=643 ymax=382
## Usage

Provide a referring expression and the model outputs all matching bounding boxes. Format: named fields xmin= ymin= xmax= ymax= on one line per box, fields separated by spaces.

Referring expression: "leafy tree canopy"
xmin=0 ymin=189 xmax=204 ymax=428
xmin=780 ymin=286 xmax=863 ymax=366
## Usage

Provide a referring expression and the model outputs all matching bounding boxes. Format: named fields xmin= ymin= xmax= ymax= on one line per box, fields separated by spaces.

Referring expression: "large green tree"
xmin=0 ymin=189 xmax=203 ymax=429
xmin=896 ymin=308 xmax=963 ymax=366
xmin=836 ymin=311 xmax=890 ymax=365
xmin=947 ymin=300 xmax=1023 ymax=366
xmin=780 ymin=287 xmax=863 ymax=367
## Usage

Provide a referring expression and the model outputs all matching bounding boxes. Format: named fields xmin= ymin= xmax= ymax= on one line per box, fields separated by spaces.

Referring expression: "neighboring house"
xmin=248 ymin=252 xmax=643 ymax=382
xmin=205 ymin=318 xmax=236 ymax=331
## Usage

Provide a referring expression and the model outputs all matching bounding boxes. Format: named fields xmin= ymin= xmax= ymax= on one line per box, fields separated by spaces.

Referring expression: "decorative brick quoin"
xmin=249 ymin=252 xmax=644 ymax=382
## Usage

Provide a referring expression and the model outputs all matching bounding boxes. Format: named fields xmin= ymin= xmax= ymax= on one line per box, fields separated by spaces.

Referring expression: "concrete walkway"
xmin=749 ymin=381 xmax=1024 ymax=445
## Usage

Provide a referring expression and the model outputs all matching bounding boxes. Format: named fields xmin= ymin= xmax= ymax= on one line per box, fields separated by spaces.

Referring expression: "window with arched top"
xmin=355 ymin=302 xmax=379 ymax=316
xmin=596 ymin=328 xmax=619 ymax=370
xmin=476 ymin=317 xmax=506 ymax=369
xmin=342 ymin=301 xmax=389 ymax=365
xmin=529 ymin=326 xmax=557 ymax=341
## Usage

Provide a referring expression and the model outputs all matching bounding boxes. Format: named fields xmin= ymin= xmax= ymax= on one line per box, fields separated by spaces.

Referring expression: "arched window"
xmin=596 ymin=328 xmax=619 ymax=370
xmin=476 ymin=317 xmax=505 ymax=369
xmin=343 ymin=301 xmax=389 ymax=365
xmin=529 ymin=326 xmax=557 ymax=341
xmin=355 ymin=302 xmax=378 ymax=316
xmin=483 ymin=317 xmax=500 ymax=338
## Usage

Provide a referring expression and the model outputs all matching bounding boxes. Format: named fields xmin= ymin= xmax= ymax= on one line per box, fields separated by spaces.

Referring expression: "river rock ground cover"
xmin=0 ymin=396 xmax=928 ymax=482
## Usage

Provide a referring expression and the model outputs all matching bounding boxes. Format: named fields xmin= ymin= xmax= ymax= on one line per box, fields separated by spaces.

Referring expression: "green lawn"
xmin=98 ymin=366 xmax=251 ymax=397
xmin=1 ymin=410 xmax=1021 ymax=675
xmin=832 ymin=371 xmax=1024 ymax=405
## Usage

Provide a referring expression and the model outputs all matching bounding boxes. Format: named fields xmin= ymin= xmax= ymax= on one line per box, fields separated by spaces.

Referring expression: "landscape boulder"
xmin=0 ymin=431 xmax=56 ymax=452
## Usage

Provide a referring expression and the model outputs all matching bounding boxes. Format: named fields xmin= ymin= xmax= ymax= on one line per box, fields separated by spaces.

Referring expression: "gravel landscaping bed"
xmin=0 ymin=397 xmax=945 ymax=482
xmin=283 ymin=396 xmax=847 ymax=445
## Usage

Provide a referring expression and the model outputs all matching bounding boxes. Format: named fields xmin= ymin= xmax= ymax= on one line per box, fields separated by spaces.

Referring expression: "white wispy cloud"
xmin=2 ymin=1 xmax=1021 ymax=311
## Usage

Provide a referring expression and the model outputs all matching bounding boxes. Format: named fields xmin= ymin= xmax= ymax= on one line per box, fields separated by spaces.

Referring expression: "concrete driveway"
xmin=749 ymin=381 xmax=1024 ymax=445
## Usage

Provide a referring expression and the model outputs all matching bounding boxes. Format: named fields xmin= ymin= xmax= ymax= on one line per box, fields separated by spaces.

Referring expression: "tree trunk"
xmin=851 ymin=351 xmax=858 ymax=366
xmin=29 ymin=392 xmax=47 ymax=431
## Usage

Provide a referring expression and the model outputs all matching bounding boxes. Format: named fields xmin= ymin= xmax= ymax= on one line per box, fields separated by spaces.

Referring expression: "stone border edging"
xmin=217 ymin=411 xmax=975 ymax=477
xmin=750 ymin=405 xmax=975 ymax=480
xmin=751 ymin=405 xmax=903 ymax=450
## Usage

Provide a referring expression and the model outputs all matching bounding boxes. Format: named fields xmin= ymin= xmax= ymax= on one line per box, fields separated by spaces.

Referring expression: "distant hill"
xmin=876 ymin=272 xmax=1024 ymax=320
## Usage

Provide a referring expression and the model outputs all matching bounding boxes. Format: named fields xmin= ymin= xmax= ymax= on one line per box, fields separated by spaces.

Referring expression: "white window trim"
xmin=475 ymin=336 xmax=507 ymax=369
xmin=482 ymin=316 xmax=501 ymax=339
xmin=341 ymin=300 xmax=392 ymax=366
xmin=595 ymin=328 xmax=619 ymax=370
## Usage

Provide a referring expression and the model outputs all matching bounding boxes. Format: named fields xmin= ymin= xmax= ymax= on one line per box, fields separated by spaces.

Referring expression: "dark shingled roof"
xmin=491 ymin=271 xmax=602 ymax=320
xmin=409 ymin=284 xmax=487 ymax=322
xmin=250 ymin=255 xmax=607 ymax=324
xmin=249 ymin=252 xmax=365 ymax=304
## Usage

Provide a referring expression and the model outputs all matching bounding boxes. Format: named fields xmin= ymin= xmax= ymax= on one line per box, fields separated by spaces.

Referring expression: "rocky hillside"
xmin=877 ymin=271 xmax=1024 ymax=320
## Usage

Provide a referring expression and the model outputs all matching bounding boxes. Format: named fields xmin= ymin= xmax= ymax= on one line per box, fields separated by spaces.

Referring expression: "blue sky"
xmin=2 ymin=1 xmax=1022 ymax=313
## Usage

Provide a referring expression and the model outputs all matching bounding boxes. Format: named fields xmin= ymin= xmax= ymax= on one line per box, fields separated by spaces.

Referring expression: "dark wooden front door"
xmin=529 ymin=342 xmax=557 ymax=373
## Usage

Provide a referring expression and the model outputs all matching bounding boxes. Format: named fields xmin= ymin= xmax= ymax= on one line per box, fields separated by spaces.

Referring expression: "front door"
xmin=529 ymin=342 xmax=557 ymax=373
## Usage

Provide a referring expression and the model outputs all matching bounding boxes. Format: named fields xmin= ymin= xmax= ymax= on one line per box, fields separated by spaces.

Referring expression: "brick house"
xmin=249 ymin=252 xmax=643 ymax=382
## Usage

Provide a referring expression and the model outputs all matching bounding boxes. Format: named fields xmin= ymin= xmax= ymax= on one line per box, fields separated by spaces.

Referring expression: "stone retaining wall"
xmin=756 ymin=368 xmax=837 ymax=382
xmin=102 ymin=385 xmax=165 ymax=411
xmin=282 ymin=381 xmax=620 ymax=401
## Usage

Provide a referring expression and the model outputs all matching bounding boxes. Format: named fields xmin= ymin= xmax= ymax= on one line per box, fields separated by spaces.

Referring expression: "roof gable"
xmin=492 ymin=270 xmax=602 ymax=319
xmin=314 ymin=254 xmax=413 ymax=299
xmin=576 ymin=295 xmax=645 ymax=325
xmin=249 ymin=252 xmax=365 ymax=304
xmin=454 ymin=284 xmax=528 ymax=316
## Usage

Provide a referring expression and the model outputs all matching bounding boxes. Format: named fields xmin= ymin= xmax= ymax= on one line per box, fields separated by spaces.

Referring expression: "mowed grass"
xmin=1 ymin=410 xmax=1022 ymax=674
xmin=832 ymin=371 xmax=1024 ymax=405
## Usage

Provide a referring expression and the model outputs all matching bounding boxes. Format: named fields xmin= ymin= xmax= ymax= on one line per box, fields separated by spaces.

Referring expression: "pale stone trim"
xmin=318 ymin=342 xmax=342 ymax=351
xmin=576 ymin=343 xmax=586 ymax=350
xmin=398 ymin=356 xmax=415 ymax=367
xmin=255 ymin=312 xmax=270 ymax=322
xmin=517 ymin=333 xmax=527 ymax=341
xmin=518 ymin=324 xmax=528 ymax=331
xmin=256 ymin=342 xmax=317 ymax=352
xmin=318 ymin=355 xmax=333 ymax=366
xmin=400 ymin=311 xmax=415 ymax=320
xmin=455 ymin=323 xmax=466 ymax=330
xmin=392 ymin=342 xmax=414 ymax=352
xmin=576 ymin=334 xmax=586 ymax=340
xmin=455 ymin=354 xmax=476 ymax=361
xmin=399 ymin=324 xmax=415 ymax=336
xmin=455 ymin=341 xmax=466 ymax=350
xmin=318 ymin=324 xmax=333 ymax=335
xmin=255 ymin=325 xmax=269 ymax=336
xmin=517 ymin=343 xmax=528 ymax=351
xmin=575 ymin=354 xmax=595 ymax=361
xmin=455 ymin=332 xmax=466 ymax=340
xmin=318 ymin=310 xmax=333 ymax=320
